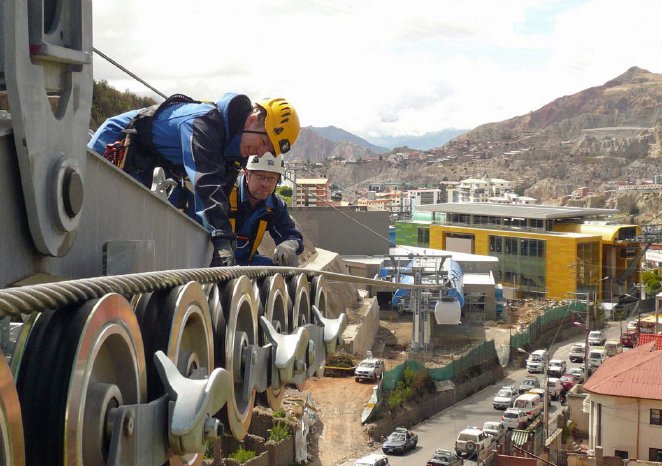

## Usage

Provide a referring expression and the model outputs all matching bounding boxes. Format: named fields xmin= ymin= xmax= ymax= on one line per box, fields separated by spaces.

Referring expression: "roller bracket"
xmin=241 ymin=344 xmax=271 ymax=400
xmin=301 ymin=323 xmax=325 ymax=378
xmin=311 ymin=305 xmax=347 ymax=354
xmin=259 ymin=316 xmax=309 ymax=386
xmin=153 ymin=351 xmax=230 ymax=456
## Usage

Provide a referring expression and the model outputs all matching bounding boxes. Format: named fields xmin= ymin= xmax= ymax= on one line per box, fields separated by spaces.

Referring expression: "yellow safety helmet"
xmin=257 ymin=97 xmax=300 ymax=155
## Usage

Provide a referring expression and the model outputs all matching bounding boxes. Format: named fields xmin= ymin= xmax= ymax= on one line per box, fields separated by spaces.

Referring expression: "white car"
xmin=569 ymin=366 xmax=586 ymax=383
xmin=482 ymin=421 xmax=507 ymax=443
xmin=547 ymin=359 xmax=567 ymax=377
xmin=354 ymin=358 xmax=385 ymax=382
xmin=355 ymin=454 xmax=390 ymax=466
xmin=501 ymin=408 xmax=527 ymax=430
xmin=588 ymin=330 xmax=607 ymax=346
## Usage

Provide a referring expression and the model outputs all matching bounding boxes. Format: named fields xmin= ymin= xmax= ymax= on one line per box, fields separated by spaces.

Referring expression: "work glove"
xmin=210 ymin=238 xmax=236 ymax=267
xmin=210 ymin=249 xmax=236 ymax=267
xmin=273 ymin=240 xmax=299 ymax=267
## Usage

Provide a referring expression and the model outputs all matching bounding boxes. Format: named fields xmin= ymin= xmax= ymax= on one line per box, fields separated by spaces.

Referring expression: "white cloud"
xmin=92 ymin=0 xmax=662 ymax=138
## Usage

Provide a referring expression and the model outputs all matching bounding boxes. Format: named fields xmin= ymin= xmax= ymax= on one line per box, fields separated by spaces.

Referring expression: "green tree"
xmin=642 ymin=269 xmax=662 ymax=295
xmin=278 ymin=186 xmax=293 ymax=197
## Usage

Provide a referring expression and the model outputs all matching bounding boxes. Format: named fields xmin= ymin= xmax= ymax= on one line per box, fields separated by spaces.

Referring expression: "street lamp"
xmin=517 ymin=347 xmax=549 ymax=441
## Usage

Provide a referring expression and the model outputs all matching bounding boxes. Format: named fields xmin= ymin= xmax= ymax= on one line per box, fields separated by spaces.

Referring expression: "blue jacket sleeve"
xmin=178 ymin=110 xmax=238 ymax=248
xmin=269 ymin=196 xmax=304 ymax=254
xmin=88 ymin=109 xmax=139 ymax=155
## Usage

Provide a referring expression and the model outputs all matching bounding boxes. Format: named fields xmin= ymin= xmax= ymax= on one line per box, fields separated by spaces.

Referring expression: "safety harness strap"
xmin=228 ymin=186 xmax=274 ymax=260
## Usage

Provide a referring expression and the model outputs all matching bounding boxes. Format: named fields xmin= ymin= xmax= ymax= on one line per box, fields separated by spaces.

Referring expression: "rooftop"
xmin=417 ymin=203 xmax=618 ymax=220
xmin=583 ymin=342 xmax=662 ymax=400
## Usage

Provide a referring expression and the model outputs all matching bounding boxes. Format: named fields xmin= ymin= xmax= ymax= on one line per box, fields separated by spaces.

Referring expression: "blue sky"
xmin=92 ymin=0 xmax=662 ymax=138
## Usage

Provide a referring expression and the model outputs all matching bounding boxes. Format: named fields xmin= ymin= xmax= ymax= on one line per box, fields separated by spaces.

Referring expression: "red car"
xmin=559 ymin=374 xmax=579 ymax=391
xmin=621 ymin=330 xmax=639 ymax=348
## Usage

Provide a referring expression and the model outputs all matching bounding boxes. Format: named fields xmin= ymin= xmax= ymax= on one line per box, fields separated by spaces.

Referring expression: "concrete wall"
xmin=341 ymin=297 xmax=380 ymax=356
xmin=289 ymin=207 xmax=390 ymax=256
xmin=365 ymin=364 xmax=504 ymax=441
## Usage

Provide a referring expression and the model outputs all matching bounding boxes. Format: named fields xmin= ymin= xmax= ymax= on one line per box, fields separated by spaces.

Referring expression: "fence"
xmin=509 ymin=302 xmax=584 ymax=351
xmin=382 ymin=302 xmax=582 ymax=392
xmin=382 ymin=339 xmax=498 ymax=392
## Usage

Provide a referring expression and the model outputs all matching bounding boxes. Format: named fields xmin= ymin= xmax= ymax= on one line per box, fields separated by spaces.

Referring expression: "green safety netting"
xmin=381 ymin=302 xmax=584 ymax=393
xmin=382 ymin=340 xmax=497 ymax=392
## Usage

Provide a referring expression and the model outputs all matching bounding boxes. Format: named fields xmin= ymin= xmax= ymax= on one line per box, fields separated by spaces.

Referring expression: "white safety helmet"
xmin=246 ymin=152 xmax=285 ymax=175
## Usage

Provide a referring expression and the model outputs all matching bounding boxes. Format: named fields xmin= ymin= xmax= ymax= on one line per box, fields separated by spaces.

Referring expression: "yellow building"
xmin=411 ymin=204 xmax=641 ymax=300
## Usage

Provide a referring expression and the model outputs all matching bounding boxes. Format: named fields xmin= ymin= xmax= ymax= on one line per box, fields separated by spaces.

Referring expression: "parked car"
xmin=355 ymin=357 xmax=385 ymax=382
xmin=355 ymin=453 xmax=390 ymax=466
xmin=621 ymin=330 xmax=639 ymax=348
xmin=588 ymin=348 xmax=608 ymax=369
xmin=604 ymin=340 xmax=623 ymax=356
xmin=513 ymin=393 xmax=542 ymax=421
xmin=492 ymin=386 xmax=517 ymax=410
xmin=454 ymin=427 xmax=494 ymax=459
xmin=482 ymin=421 xmax=507 ymax=443
xmin=569 ymin=366 xmax=586 ymax=383
xmin=425 ymin=448 xmax=464 ymax=466
xmin=518 ymin=375 xmax=541 ymax=393
xmin=559 ymin=373 xmax=579 ymax=391
xmin=526 ymin=349 xmax=548 ymax=373
xmin=569 ymin=342 xmax=586 ymax=363
xmin=626 ymin=319 xmax=638 ymax=332
xmin=547 ymin=359 xmax=567 ymax=377
xmin=381 ymin=427 xmax=417 ymax=455
xmin=501 ymin=408 xmax=528 ymax=430
xmin=526 ymin=388 xmax=546 ymax=403
xmin=588 ymin=330 xmax=607 ymax=346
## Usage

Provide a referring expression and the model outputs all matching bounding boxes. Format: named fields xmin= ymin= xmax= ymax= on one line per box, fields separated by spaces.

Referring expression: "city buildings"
xmin=395 ymin=203 xmax=642 ymax=300
xmin=583 ymin=342 xmax=662 ymax=461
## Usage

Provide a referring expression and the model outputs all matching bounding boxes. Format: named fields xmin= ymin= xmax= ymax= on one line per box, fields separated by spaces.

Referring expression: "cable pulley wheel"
xmin=217 ymin=276 xmax=258 ymax=440
xmin=254 ymin=274 xmax=289 ymax=410
xmin=134 ymin=282 xmax=214 ymax=466
xmin=0 ymin=356 xmax=25 ymax=466
xmin=287 ymin=274 xmax=311 ymax=331
xmin=15 ymin=293 xmax=146 ymax=466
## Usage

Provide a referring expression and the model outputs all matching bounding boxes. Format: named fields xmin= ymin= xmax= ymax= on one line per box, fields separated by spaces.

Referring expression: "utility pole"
xmin=544 ymin=352 xmax=549 ymax=442
xmin=584 ymin=292 xmax=591 ymax=378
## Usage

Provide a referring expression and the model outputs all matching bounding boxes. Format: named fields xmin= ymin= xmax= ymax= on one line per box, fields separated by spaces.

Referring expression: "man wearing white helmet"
xmin=228 ymin=152 xmax=303 ymax=266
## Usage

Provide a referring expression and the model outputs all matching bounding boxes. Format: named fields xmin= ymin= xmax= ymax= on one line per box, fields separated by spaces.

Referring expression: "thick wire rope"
xmin=93 ymin=47 xmax=168 ymax=100
xmin=0 ymin=267 xmax=443 ymax=318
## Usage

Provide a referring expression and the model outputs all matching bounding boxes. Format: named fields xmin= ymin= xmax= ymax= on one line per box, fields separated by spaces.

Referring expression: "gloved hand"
xmin=210 ymin=238 xmax=236 ymax=267
xmin=210 ymin=249 xmax=236 ymax=267
xmin=273 ymin=240 xmax=299 ymax=267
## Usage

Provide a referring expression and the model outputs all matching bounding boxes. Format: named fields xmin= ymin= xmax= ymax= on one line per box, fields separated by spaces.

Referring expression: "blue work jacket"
xmin=233 ymin=176 xmax=304 ymax=266
xmin=88 ymin=93 xmax=252 ymax=252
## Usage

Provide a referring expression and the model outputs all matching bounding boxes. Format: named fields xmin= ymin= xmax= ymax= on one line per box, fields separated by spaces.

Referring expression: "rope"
xmin=0 ymin=266 xmax=445 ymax=318
xmin=93 ymin=47 xmax=168 ymax=100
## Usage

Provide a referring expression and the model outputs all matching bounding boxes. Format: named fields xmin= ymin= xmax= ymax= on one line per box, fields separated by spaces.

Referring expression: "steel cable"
xmin=0 ymin=266 xmax=445 ymax=317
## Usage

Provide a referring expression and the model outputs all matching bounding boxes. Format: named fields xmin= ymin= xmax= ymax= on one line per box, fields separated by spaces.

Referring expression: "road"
xmin=346 ymin=321 xmax=624 ymax=465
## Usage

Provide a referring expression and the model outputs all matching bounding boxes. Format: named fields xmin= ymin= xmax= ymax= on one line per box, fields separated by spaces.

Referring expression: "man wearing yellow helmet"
xmin=88 ymin=93 xmax=300 ymax=266
xmin=229 ymin=152 xmax=303 ymax=266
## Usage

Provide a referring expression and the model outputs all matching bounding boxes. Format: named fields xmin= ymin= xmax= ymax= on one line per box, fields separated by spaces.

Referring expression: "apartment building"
xmin=395 ymin=203 xmax=641 ymax=300
xmin=294 ymin=177 xmax=330 ymax=207
xmin=447 ymin=177 xmax=512 ymax=203
xmin=583 ymin=342 xmax=662 ymax=461
xmin=407 ymin=188 xmax=443 ymax=213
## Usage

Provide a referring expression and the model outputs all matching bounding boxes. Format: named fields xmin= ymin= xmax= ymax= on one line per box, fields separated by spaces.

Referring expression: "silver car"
xmin=492 ymin=386 xmax=517 ymax=409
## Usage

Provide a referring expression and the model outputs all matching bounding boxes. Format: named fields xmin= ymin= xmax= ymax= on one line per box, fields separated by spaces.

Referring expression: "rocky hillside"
xmin=320 ymin=67 xmax=662 ymax=223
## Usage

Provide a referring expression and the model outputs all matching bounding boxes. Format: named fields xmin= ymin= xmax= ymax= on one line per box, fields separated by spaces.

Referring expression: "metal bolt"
xmin=124 ymin=413 xmax=134 ymax=436
xmin=63 ymin=167 xmax=83 ymax=217
xmin=204 ymin=417 xmax=222 ymax=441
